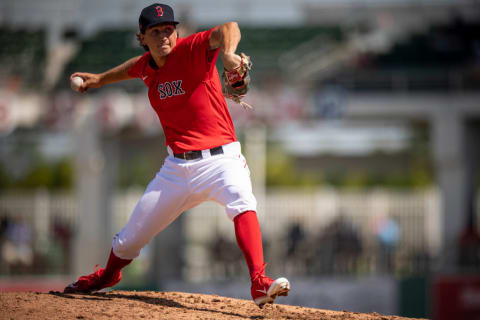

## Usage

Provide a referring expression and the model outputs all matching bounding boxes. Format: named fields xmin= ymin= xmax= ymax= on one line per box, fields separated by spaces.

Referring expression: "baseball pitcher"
xmin=63 ymin=3 xmax=290 ymax=307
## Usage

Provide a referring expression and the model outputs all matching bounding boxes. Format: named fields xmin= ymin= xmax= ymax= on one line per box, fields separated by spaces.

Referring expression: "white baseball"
xmin=70 ymin=76 xmax=84 ymax=92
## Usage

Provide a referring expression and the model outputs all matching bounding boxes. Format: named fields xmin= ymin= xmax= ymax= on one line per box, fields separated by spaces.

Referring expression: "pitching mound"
xmin=0 ymin=290 xmax=426 ymax=320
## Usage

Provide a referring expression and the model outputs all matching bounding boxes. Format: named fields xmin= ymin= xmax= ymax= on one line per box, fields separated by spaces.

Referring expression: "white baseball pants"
xmin=112 ymin=141 xmax=257 ymax=260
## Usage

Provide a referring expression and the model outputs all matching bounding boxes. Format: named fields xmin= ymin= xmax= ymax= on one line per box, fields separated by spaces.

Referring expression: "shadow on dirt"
xmin=48 ymin=291 xmax=249 ymax=318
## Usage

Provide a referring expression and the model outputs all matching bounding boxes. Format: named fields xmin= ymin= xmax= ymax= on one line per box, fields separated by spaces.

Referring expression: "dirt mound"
xmin=0 ymin=290 xmax=426 ymax=320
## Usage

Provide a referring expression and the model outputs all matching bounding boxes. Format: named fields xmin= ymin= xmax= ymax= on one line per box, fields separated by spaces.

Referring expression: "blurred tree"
xmin=0 ymin=166 xmax=11 ymax=190
xmin=0 ymin=28 xmax=46 ymax=90
xmin=266 ymin=123 xmax=433 ymax=189
xmin=12 ymin=158 xmax=73 ymax=190
xmin=54 ymin=159 xmax=73 ymax=189
xmin=342 ymin=171 xmax=370 ymax=189
xmin=266 ymin=147 xmax=317 ymax=187
xmin=18 ymin=162 xmax=54 ymax=189
xmin=0 ymin=133 xmax=73 ymax=191
xmin=118 ymin=155 xmax=156 ymax=188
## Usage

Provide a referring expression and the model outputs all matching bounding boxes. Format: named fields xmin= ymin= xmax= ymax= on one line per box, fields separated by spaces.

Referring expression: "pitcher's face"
xmin=141 ymin=24 xmax=177 ymax=57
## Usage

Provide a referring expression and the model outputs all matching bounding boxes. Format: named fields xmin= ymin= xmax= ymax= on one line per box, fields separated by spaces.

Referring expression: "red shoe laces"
xmin=251 ymin=263 xmax=268 ymax=282
xmin=78 ymin=264 xmax=102 ymax=282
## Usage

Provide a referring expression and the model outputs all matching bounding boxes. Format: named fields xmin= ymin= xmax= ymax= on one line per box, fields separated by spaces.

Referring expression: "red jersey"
xmin=128 ymin=28 xmax=237 ymax=154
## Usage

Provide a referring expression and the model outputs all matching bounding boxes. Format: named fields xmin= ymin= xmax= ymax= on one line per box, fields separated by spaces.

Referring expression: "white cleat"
xmin=253 ymin=277 xmax=290 ymax=308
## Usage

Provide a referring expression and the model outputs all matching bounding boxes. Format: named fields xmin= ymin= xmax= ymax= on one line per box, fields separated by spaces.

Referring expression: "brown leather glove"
xmin=222 ymin=53 xmax=253 ymax=109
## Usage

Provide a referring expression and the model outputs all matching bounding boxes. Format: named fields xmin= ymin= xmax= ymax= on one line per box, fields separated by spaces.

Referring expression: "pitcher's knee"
xmin=112 ymin=234 xmax=142 ymax=260
xmin=225 ymin=193 xmax=257 ymax=220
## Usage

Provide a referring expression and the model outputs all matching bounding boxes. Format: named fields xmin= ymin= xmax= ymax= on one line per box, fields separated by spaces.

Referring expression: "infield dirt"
xmin=0 ymin=290 xmax=427 ymax=320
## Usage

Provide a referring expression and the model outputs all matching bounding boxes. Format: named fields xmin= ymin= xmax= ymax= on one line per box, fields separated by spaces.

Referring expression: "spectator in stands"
xmin=284 ymin=220 xmax=308 ymax=274
xmin=210 ymin=234 xmax=244 ymax=279
xmin=52 ymin=215 xmax=73 ymax=274
xmin=287 ymin=222 xmax=305 ymax=258
xmin=1 ymin=215 xmax=33 ymax=274
xmin=315 ymin=215 xmax=363 ymax=274
xmin=0 ymin=215 xmax=11 ymax=274
xmin=374 ymin=215 xmax=400 ymax=273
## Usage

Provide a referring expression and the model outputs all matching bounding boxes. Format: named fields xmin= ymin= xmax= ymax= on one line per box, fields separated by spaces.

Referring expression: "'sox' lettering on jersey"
xmin=164 ymin=82 xmax=173 ymax=97
xmin=172 ymin=80 xmax=185 ymax=95
xmin=158 ymin=80 xmax=185 ymax=100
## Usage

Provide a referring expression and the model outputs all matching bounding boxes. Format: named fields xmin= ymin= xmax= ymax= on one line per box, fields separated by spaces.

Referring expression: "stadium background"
xmin=1 ymin=0 xmax=479 ymax=319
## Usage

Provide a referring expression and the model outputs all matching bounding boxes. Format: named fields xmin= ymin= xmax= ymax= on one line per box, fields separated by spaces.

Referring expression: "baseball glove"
xmin=222 ymin=53 xmax=253 ymax=109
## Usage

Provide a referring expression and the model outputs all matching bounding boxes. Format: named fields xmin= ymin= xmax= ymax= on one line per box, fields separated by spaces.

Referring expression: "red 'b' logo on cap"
xmin=155 ymin=6 xmax=164 ymax=17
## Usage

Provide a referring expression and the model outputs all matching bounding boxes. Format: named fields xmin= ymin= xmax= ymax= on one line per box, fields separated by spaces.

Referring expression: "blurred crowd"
xmin=1 ymin=206 xmax=479 ymax=279
xmin=0 ymin=212 xmax=73 ymax=275
xmin=206 ymin=214 xmax=434 ymax=279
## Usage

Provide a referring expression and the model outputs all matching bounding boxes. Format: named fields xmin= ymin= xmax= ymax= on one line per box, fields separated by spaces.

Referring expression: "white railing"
xmin=0 ymin=188 xmax=447 ymax=277
xmin=182 ymin=188 xmax=442 ymax=280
